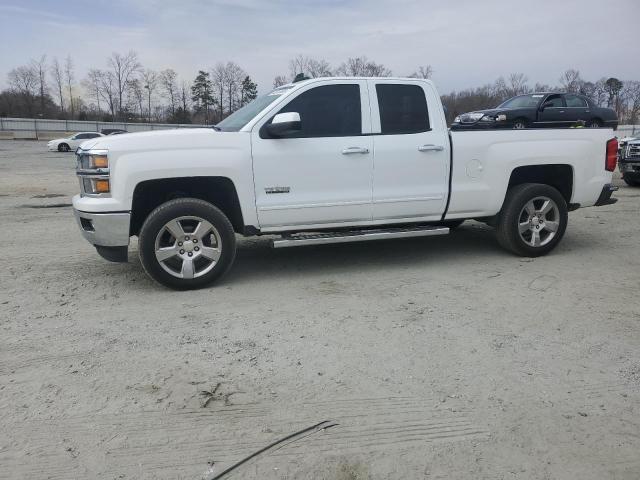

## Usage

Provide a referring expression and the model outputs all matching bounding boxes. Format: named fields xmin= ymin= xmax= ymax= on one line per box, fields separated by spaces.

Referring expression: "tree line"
xmin=2 ymin=52 xmax=639 ymax=125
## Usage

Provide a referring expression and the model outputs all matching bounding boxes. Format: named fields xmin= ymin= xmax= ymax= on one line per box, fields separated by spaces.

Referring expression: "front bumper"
xmin=619 ymin=161 xmax=640 ymax=174
xmin=593 ymin=184 xmax=618 ymax=207
xmin=73 ymin=208 xmax=130 ymax=262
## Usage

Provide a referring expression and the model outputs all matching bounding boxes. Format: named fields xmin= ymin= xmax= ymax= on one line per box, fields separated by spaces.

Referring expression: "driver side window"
xmin=544 ymin=95 xmax=565 ymax=108
xmin=274 ymin=84 xmax=361 ymax=138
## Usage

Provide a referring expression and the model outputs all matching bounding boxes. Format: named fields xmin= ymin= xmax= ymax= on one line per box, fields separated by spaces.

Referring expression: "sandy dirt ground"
xmin=1 ymin=140 xmax=639 ymax=480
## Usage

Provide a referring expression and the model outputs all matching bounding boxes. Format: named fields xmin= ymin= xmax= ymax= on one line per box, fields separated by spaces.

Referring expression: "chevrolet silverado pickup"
xmin=72 ymin=77 xmax=619 ymax=289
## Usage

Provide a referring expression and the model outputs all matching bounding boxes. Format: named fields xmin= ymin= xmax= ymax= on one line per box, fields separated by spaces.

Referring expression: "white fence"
xmin=0 ymin=117 xmax=208 ymax=139
xmin=1 ymin=116 xmax=639 ymax=140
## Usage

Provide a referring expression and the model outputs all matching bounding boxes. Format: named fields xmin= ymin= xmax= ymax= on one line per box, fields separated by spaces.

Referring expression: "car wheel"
xmin=58 ymin=143 xmax=70 ymax=152
xmin=496 ymin=183 xmax=568 ymax=257
xmin=588 ymin=119 xmax=602 ymax=128
xmin=138 ymin=198 xmax=237 ymax=290
xmin=513 ymin=119 xmax=527 ymax=129
xmin=622 ymin=174 xmax=640 ymax=187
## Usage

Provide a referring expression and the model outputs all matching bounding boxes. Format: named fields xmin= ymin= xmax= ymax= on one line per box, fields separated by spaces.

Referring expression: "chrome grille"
xmin=627 ymin=144 xmax=640 ymax=159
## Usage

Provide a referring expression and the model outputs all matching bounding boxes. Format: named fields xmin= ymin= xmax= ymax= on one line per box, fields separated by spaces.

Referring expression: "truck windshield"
xmin=498 ymin=94 xmax=544 ymax=109
xmin=216 ymin=86 xmax=294 ymax=132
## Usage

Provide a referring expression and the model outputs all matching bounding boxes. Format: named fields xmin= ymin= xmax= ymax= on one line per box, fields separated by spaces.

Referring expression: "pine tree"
xmin=240 ymin=76 xmax=258 ymax=107
xmin=191 ymin=70 xmax=215 ymax=123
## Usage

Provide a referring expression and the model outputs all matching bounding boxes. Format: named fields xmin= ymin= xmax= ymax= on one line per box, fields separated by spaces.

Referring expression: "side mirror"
xmin=265 ymin=112 xmax=301 ymax=138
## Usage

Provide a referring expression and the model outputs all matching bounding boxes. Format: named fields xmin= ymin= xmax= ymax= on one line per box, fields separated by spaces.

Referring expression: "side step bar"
xmin=272 ymin=226 xmax=449 ymax=249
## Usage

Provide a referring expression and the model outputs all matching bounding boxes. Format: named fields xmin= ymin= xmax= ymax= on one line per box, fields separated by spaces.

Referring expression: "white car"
xmin=72 ymin=77 xmax=618 ymax=289
xmin=48 ymin=132 xmax=104 ymax=152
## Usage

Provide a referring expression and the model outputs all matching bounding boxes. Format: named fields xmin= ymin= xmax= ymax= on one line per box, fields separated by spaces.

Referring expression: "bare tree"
xmin=223 ymin=62 xmax=245 ymax=115
xmin=8 ymin=65 xmax=38 ymax=115
xmin=273 ymin=75 xmax=288 ymax=88
xmin=621 ymin=81 xmax=640 ymax=123
xmin=507 ymin=73 xmax=530 ymax=96
xmin=84 ymin=69 xmax=102 ymax=112
xmin=409 ymin=65 xmax=434 ymax=79
xmin=97 ymin=70 xmax=118 ymax=119
xmin=289 ymin=55 xmax=332 ymax=79
xmin=127 ymin=78 xmax=145 ymax=120
xmin=50 ymin=58 xmax=65 ymax=114
xmin=107 ymin=51 xmax=141 ymax=119
xmin=179 ymin=80 xmax=190 ymax=114
xmin=140 ymin=69 xmax=158 ymax=122
xmin=159 ymin=69 xmax=178 ymax=117
xmin=211 ymin=63 xmax=227 ymax=121
xmin=31 ymin=55 xmax=48 ymax=113
xmin=64 ymin=55 xmax=75 ymax=118
xmin=559 ymin=69 xmax=583 ymax=93
xmin=336 ymin=56 xmax=391 ymax=77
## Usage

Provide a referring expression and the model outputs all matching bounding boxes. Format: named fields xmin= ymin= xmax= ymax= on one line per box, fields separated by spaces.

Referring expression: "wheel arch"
xmin=507 ymin=164 xmax=574 ymax=204
xmin=130 ymin=176 xmax=245 ymax=236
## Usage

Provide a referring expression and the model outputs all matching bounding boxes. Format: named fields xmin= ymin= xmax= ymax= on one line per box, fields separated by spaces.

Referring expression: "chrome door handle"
xmin=342 ymin=147 xmax=369 ymax=154
xmin=418 ymin=144 xmax=444 ymax=152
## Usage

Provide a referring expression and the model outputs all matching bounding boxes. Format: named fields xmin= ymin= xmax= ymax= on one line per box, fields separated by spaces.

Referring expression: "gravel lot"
xmin=1 ymin=140 xmax=639 ymax=480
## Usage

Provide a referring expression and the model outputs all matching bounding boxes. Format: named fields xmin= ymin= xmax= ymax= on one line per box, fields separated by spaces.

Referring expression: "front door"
xmin=537 ymin=94 xmax=568 ymax=127
xmin=251 ymin=81 xmax=373 ymax=229
xmin=368 ymin=80 xmax=450 ymax=221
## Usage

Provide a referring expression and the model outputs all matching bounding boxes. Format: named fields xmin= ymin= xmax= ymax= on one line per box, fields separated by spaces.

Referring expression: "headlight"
xmin=479 ymin=114 xmax=495 ymax=122
xmin=76 ymin=149 xmax=110 ymax=196
xmin=466 ymin=113 xmax=486 ymax=122
xmin=453 ymin=116 xmax=461 ymax=123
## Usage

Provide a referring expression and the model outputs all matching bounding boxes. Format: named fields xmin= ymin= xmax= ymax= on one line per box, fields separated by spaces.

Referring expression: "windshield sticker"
xmin=532 ymin=94 xmax=544 ymax=98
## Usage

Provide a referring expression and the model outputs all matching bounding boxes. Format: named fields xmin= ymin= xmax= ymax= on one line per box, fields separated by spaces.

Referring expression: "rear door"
xmin=251 ymin=81 xmax=374 ymax=229
xmin=563 ymin=94 xmax=589 ymax=124
xmin=368 ymin=80 xmax=449 ymax=221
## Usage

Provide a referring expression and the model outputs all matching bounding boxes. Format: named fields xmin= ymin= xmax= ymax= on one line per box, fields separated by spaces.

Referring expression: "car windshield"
xmin=498 ymin=94 xmax=545 ymax=109
xmin=216 ymin=86 xmax=295 ymax=132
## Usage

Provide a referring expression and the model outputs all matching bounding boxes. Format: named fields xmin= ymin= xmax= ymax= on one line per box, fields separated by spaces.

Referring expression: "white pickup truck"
xmin=72 ymin=77 xmax=619 ymax=289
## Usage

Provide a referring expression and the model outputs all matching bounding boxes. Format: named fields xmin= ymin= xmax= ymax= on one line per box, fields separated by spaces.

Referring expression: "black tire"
xmin=58 ymin=143 xmax=70 ymax=152
xmin=496 ymin=183 xmax=568 ymax=257
xmin=138 ymin=198 xmax=237 ymax=290
xmin=512 ymin=118 xmax=528 ymax=130
xmin=587 ymin=119 xmax=602 ymax=128
xmin=622 ymin=174 xmax=640 ymax=187
xmin=438 ymin=219 xmax=465 ymax=229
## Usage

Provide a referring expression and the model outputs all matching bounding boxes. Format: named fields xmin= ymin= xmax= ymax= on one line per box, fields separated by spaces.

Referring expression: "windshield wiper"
xmin=211 ymin=125 xmax=221 ymax=132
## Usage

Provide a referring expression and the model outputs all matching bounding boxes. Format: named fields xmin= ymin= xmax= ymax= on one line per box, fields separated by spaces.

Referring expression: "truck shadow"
xmin=225 ymin=223 xmax=503 ymax=285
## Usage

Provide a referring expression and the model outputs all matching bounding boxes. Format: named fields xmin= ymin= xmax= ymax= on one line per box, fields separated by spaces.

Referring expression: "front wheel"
xmin=496 ymin=183 xmax=568 ymax=257
xmin=138 ymin=198 xmax=237 ymax=290
xmin=58 ymin=143 xmax=70 ymax=152
xmin=512 ymin=118 xmax=527 ymax=129
xmin=587 ymin=119 xmax=602 ymax=128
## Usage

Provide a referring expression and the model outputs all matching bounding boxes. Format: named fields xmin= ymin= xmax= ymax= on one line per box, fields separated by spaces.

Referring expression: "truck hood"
xmin=79 ymin=128 xmax=230 ymax=152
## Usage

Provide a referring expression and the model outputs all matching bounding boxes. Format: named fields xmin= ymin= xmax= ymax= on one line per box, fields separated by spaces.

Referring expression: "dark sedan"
xmin=451 ymin=92 xmax=618 ymax=130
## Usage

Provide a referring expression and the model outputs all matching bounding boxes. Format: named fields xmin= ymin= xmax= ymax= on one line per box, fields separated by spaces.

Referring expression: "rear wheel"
xmin=138 ymin=198 xmax=237 ymax=290
xmin=587 ymin=119 xmax=602 ymax=128
xmin=58 ymin=143 xmax=70 ymax=152
xmin=496 ymin=183 xmax=568 ymax=257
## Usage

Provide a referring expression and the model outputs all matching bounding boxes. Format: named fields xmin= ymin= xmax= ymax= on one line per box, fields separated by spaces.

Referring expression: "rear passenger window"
xmin=376 ymin=84 xmax=430 ymax=135
xmin=565 ymin=95 xmax=587 ymax=108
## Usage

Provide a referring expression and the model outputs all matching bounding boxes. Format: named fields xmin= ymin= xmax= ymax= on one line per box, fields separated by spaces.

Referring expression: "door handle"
xmin=418 ymin=144 xmax=444 ymax=152
xmin=559 ymin=110 xmax=565 ymax=113
xmin=341 ymin=147 xmax=369 ymax=155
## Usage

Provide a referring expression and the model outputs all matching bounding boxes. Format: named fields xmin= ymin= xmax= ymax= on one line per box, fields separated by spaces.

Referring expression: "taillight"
xmin=606 ymin=138 xmax=618 ymax=172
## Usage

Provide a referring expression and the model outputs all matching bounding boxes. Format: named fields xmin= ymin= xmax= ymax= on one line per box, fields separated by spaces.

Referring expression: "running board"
xmin=272 ymin=226 xmax=449 ymax=248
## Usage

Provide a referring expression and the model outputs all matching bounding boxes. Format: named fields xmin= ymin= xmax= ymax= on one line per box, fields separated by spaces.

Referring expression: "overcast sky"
xmin=0 ymin=0 xmax=638 ymax=95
